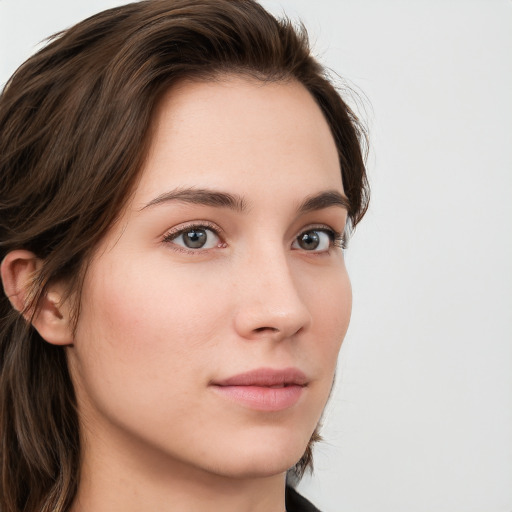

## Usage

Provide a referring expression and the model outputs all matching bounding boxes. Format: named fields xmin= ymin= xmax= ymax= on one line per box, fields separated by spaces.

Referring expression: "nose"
xmin=232 ymin=248 xmax=312 ymax=342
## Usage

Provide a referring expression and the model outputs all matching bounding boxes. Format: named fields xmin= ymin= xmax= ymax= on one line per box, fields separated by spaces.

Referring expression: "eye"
xmin=292 ymin=228 xmax=343 ymax=252
xmin=163 ymin=225 xmax=222 ymax=250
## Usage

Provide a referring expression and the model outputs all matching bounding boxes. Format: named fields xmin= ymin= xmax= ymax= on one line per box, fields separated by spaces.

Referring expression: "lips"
xmin=210 ymin=367 xmax=308 ymax=411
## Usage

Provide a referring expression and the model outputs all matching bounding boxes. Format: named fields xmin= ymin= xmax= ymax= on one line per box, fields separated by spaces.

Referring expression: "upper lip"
xmin=211 ymin=367 xmax=308 ymax=387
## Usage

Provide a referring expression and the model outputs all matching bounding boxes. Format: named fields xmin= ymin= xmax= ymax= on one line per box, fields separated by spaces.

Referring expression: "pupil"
xmin=184 ymin=229 xmax=207 ymax=248
xmin=299 ymin=231 xmax=319 ymax=250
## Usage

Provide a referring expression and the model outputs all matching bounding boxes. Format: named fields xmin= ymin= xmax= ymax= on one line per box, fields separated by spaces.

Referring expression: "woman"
xmin=0 ymin=1 xmax=369 ymax=511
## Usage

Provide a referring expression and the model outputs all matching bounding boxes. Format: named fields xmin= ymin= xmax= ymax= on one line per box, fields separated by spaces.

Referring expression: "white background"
xmin=1 ymin=1 xmax=511 ymax=511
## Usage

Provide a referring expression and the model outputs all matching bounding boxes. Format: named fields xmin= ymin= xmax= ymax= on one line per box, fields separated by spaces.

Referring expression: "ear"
xmin=1 ymin=250 xmax=73 ymax=346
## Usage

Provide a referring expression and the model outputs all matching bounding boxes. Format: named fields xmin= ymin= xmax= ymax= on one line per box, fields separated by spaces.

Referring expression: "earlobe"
xmin=1 ymin=250 xmax=73 ymax=346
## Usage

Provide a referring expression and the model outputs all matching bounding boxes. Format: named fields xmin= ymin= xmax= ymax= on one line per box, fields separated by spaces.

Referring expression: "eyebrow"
xmin=141 ymin=187 xmax=349 ymax=214
xmin=297 ymin=190 xmax=350 ymax=214
xmin=140 ymin=187 xmax=247 ymax=212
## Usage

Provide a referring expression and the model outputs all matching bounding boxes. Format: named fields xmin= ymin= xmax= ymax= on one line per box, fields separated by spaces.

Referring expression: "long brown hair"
xmin=0 ymin=1 xmax=369 ymax=510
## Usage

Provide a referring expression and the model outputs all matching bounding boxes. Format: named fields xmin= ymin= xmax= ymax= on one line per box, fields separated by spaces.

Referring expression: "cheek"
xmin=304 ymin=265 xmax=352 ymax=374
xmin=84 ymin=254 xmax=226 ymax=347
xmin=69 ymin=255 xmax=234 ymax=445
xmin=310 ymin=263 xmax=352 ymax=332
xmin=71 ymin=255 xmax=228 ymax=398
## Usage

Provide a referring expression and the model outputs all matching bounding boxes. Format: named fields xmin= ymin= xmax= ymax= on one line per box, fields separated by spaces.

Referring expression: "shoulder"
xmin=285 ymin=485 xmax=322 ymax=512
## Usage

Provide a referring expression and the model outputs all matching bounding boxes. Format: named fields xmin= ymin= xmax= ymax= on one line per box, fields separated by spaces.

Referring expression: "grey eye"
xmin=293 ymin=230 xmax=332 ymax=251
xmin=170 ymin=227 xmax=220 ymax=250
xmin=182 ymin=229 xmax=207 ymax=248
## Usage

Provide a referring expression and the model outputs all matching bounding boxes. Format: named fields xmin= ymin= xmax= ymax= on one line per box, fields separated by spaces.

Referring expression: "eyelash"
xmin=321 ymin=228 xmax=347 ymax=250
xmin=162 ymin=222 xmax=347 ymax=254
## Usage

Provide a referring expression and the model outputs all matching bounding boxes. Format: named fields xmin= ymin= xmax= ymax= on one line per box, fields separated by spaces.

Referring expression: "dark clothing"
xmin=285 ymin=486 xmax=321 ymax=512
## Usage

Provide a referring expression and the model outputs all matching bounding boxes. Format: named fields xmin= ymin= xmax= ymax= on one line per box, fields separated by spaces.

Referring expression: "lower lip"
xmin=211 ymin=385 xmax=304 ymax=411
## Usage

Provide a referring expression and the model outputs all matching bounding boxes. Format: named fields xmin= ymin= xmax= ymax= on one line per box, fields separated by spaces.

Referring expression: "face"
xmin=67 ymin=76 xmax=351 ymax=479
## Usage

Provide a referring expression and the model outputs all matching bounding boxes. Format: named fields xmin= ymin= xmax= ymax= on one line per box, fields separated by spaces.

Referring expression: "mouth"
xmin=210 ymin=367 xmax=308 ymax=411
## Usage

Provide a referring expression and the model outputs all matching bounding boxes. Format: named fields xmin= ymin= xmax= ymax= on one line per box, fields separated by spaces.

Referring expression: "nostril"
xmin=254 ymin=326 xmax=279 ymax=333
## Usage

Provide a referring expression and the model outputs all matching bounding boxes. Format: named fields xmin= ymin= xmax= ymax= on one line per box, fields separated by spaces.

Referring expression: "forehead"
xmin=133 ymin=76 xmax=343 ymax=207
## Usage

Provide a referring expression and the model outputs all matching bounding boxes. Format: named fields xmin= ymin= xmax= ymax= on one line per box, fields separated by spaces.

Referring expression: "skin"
xmin=2 ymin=76 xmax=351 ymax=512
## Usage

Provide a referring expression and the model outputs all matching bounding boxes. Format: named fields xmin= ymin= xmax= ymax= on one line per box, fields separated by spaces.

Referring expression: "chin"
xmin=201 ymin=426 xmax=314 ymax=479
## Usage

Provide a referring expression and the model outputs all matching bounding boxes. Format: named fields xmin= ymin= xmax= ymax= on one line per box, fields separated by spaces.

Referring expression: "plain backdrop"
xmin=1 ymin=1 xmax=511 ymax=511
